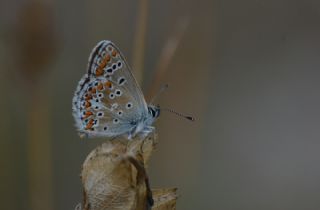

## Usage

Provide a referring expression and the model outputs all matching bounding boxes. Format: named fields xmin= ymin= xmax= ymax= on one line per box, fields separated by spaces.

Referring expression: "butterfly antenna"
xmin=162 ymin=107 xmax=195 ymax=122
xmin=150 ymin=84 xmax=169 ymax=104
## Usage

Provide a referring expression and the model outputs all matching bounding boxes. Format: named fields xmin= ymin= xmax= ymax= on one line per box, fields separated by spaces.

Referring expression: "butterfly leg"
xmin=145 ymin=126 xmax=155 ymax=136
xmin=136 ymin=126 xmax=155 ymax=139
xmin=143 ymin=126 xmax=155 ymax=134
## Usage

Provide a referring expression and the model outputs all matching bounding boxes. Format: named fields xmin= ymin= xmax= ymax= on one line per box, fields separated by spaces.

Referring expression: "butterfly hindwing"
xmin=72 ymin=41 xmax=148 ymax=138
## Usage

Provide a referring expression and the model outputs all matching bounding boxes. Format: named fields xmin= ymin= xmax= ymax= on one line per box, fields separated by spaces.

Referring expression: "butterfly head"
xmin=147 ymin=104 xmax=160 ymax=120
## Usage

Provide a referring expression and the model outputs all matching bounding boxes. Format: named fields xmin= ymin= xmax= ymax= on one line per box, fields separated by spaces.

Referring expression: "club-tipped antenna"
xmin=150 ymin=84 xmax=169 ymax=104
xmin=162 ymin=107 xmax=195 ymax=122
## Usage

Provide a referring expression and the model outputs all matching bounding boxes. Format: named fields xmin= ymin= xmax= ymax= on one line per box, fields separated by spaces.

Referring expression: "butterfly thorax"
xmin=128 ymin=105 xmax=160 ymax=139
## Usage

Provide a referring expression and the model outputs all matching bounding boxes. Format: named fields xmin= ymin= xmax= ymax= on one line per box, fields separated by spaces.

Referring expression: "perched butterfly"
xmin=72 ymin=40 xmax=160 ymax=139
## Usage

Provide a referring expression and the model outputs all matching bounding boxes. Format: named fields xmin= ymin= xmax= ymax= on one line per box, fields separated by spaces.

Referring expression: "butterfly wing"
xmin=72 ymin=40 xmax=148 ymax=138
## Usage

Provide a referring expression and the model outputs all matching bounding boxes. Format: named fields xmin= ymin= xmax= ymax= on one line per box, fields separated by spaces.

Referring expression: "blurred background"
xmin=1 ymin=0 xmax=320 ymax=210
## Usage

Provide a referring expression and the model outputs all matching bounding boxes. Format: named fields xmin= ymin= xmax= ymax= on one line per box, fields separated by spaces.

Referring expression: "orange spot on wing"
xmin=85 ymin=119 xmax=94 ymax=129
xmin=95 ymin=67 xmax=104 ymax=76
xmin=95 ymin=53 xmax=113 ymax=76
xmin=106 ymin=54 xmax=111 ymax=62
xmin=112 ymin=50 xmax=117 ymax=57
xmin=85 ymin=101 xmax=91 ymax=108
xmin=83 ymin=111 xmax=93 ymax=119
xmin=91 ymin=87 xmax=97 ymax=94
xmin=97 ymin=83 xmax=104 ymax=91
xmin=104 ymin=81 xmax=112 ymax=89
xmin=100 ymin=59 xmax=107 ymax=68
xmin=85 ymin=95 xmax=92 ymax=100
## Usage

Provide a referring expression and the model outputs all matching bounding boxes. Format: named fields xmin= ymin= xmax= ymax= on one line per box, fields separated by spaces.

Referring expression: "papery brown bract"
xmin=152 ymin=188 xmax=178 ymax=210
xmin=77 ymin=132 xmax=177 ymax=210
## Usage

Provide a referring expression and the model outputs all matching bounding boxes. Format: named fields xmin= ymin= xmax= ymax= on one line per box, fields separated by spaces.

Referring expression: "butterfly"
xmin=72 ymin=40 xmax=160 ymax=139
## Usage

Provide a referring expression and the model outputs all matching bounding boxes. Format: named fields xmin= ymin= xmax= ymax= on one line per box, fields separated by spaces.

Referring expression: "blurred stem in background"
xmin=26 ymin=90 xmax=53 ymax=210
xmin=146 ymin=17 xmax=189 ymax=100
xmin=132 ymin=0 xmax=149 ymax=85
xmin=14 ymin=1 xmax=57 ymax=210
xmin=131 ymin=0 xmax=189 ymax=99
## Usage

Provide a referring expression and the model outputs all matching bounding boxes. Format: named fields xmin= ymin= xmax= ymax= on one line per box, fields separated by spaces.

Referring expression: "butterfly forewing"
xmin=72 ymin=40 xmax=148 ymax=137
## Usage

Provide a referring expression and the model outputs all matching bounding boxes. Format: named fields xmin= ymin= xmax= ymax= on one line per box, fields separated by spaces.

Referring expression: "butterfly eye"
xmin=117 ymin=111 xmax=123 ymax=116
xmin=117 ymin=61 xmax=122 ymax=68
xmin=126 ymin=102 xmax=133 ymax=109
xmin=97 ymin=93 xmax=104 ymax=98
xmin=101 ymin=51 xmax=106 ymax=57
xmin=103 ymin=126 xmax=108 ymax=131
xmin=113 ymin=118 xmax=119 ymax=124
xmin=94 ymin=106 xmax=100 ymax=110
xmin=112 ymin=64 xmax=117 ymax=70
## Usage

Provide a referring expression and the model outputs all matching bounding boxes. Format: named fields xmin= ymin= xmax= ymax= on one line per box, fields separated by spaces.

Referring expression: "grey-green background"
xmin=1 ymin=0 xmax=320 ymax=210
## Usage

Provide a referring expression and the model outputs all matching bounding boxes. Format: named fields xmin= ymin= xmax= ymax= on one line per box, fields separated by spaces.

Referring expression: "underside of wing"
xmin=72 ymin=40 xmax=148 ymax=138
